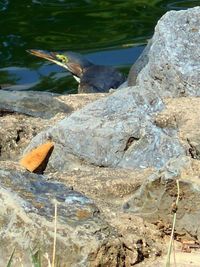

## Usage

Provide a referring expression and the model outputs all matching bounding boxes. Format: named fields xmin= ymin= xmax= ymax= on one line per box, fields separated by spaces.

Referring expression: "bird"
xmin=27 ymin=49 xmax=126 ymax=93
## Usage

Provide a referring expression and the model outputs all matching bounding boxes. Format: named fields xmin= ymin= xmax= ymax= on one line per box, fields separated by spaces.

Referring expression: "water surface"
xmin=0 ymin=0 xmax=199 ymax=93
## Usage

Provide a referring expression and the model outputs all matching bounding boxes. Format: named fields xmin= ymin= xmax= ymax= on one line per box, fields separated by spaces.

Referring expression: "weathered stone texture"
xmin=136 ymin=7 xmax=200 ymax=97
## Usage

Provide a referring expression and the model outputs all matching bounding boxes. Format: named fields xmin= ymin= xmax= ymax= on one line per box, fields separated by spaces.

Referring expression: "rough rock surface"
xmin=24 ymin=86 xmax=184 ymax=171
xmin=5 ymin=98 xmax=200 ymax=264
xmin=3 ymin=95 xmax=200 ymax=241
xmin=155 ymin=97 xmax=200 ymax=159
xmin=123 ymin=156 xmax=200 ymax=241
xmin=128 ymin=39 xmax=152 ymax=86
xmin=23 ymin=7 xmax=200 ymax=171
xmin=1 ymin=6 xmax=200 ymax=267
xmin=136 ymin=7 xmax=200 ymax=97
xmin=0 ymin=162 xmax=164 ymax=266
xmin=0 ymin=90 xmax=106 ymax=119
xmin=0 ymin=168 xmax=126 ymax=267
xmin=0 ymin=90 xmax=71 ymax=118
xmin=0 ymin=93 xmax=106 ymax=160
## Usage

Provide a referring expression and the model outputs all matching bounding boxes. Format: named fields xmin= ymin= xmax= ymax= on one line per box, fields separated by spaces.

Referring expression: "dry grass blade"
xmin=52 ymin=200 xmax=58 ymax=267
xmin=165 ymin=179 xmax=180 ymax=267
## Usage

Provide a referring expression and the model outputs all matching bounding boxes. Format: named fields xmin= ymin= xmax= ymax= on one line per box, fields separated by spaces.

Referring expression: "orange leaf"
xmin=20 ymin=142 xmax=54 ymax=173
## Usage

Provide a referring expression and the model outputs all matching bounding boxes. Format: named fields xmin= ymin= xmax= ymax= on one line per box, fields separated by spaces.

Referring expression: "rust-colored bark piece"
xmin=19 ymin=142 xmax=54 ymax=173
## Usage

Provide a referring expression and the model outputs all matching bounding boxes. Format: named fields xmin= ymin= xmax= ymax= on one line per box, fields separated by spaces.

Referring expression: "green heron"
xmin=27 ymin=49 xmax=125 ymax=93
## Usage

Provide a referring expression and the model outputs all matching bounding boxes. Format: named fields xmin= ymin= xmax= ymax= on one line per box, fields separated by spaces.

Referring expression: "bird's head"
xmin=27 ymin=49 xmax=93 ymax=80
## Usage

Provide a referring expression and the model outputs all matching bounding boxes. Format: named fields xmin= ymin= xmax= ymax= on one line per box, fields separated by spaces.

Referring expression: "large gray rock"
xmin=135 ymin=7 xmax=200 ymax=97
xmin=0 ymin=90 xmax=71 ymax=118
xmin=2 ymin=7 xmax=200 ymax=266
xmin=0 ymin=169 xmax=126 ymax=266
xmin=123 ymin=156 xmax=200 ymax=241
xmin=23 ymin=8 xmax=200 ymax=171
xmin=24 ymin=86 xmax=185 ymax=171
xmin=0 ymin=93 xmax=107 ymax=161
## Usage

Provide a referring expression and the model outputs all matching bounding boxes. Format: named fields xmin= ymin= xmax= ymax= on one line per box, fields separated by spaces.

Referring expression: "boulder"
xmin=24 ymin=86 xmax=184 ymax=171
xmin=123 ymin=156 xmax=200 ymax=241
xmin=0 ymin=93 xmax=106 ymax=160
xmin=120 ymin=95 xmax=200 ymax=242
xmin=24 ymin=7 xmax=200 ymax=171
xmin=135 ymin=7 xmax=200 ymax=97
xmin=0 ymin=169 xmax=125 ymax=266
xmin=0 ymin=162 xmax=165 ymax=266
xmin=1 ymin=6 xmax=200 ymax=267
xmin=0 ymin=90 xmax=71 ymax=118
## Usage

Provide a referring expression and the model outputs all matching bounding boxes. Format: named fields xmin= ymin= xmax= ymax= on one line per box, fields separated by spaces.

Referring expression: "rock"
xmin=0 ymin=169 xmax=126 ymax=266
xmin=0 ymin=90 xmax=71 ymax=118
xmin=128 ymin=39 xmax=152 ymax=86
xmin=19 ymin=94 xmax=200 ymax=244
xmin=123 ymin=156 xmax=200 ymax=241
xmin=24 ymin=8 xmax=200 ymax=172
xmin=2 ymin=6 xmax=200 ymax=266
xmin=47 ymin=166 xmax=154 ymax=212
xmin=57 ymin=93 xmax=106 ymax=111
xmin=0 ymin=162 xmax=165 ymax=266
xmin=24 ymin=86 xmax=184 ymax=171
xmin=135 ymin=7 xmax=200 ymax=97
xmin=155 ymin=97 xmax=200 ymax=159
xmin=0 ymin=113 xmax=41 ymax=160
xmin=0 ymin=93 xmax=106 ymax=161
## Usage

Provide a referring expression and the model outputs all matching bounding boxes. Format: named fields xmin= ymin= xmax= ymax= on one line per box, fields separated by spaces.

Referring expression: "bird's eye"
xmin=56 ymin=54 xmax=68 ymax=63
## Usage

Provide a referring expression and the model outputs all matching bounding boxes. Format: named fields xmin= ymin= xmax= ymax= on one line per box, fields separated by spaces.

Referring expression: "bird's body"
xmin=79 ymin=64 xmax=125 ymax=93
xmin=27 ymin=50 xmax=125 ymax=93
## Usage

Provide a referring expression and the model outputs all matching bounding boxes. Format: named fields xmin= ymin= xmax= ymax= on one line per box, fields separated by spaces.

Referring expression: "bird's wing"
xmin=80 ymin=66 xmax=125 ymax=93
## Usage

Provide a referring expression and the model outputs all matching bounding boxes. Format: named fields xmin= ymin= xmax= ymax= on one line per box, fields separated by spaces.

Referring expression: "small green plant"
xmin=31 ymin=248 xmax=42 ymax=267
xmin=6 ymin=248 xmax=15 ymax=267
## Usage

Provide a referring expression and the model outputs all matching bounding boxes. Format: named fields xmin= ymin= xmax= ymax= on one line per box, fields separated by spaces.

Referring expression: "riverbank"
xmin=1 ymin=7 xmax=200 ymax=266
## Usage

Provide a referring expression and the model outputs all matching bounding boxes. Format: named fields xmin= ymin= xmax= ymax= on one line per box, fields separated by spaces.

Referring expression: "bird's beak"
xmin=27 ymin=49 xmax=67 ymax=68
xmin=27 ymin=49 xmax=83 ymax=78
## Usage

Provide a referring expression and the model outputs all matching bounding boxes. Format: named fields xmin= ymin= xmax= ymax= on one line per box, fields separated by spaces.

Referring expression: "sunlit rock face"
xmin=0 ymin=169 xmax=126 ymax=267
xmin=123 ymin=156 xmax=200 ymax=241
xmin=135 ymin=7 xmax=200 ymax=97
xmin=24 ymin=85 xmax=184 ymax=171
xmin=1 ymin=6 xmax=200 ymax=267
xmin=0 ymin=90 xmax=71 ymax=118
xmin=24 ymin=7 xmax=200 ymax=171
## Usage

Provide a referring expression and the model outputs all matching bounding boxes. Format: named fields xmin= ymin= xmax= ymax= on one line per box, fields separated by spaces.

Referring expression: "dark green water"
xmin=0 ymin=0 xmax=199 ymax=93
